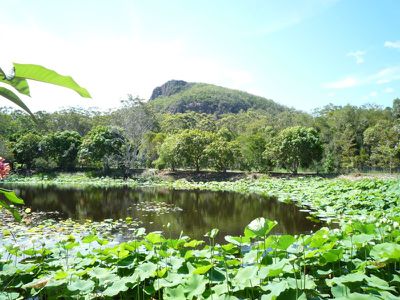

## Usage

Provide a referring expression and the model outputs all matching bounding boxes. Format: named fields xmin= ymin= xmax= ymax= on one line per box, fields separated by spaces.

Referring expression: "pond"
xmin=5 ymin=185 xmax=321 ymax=241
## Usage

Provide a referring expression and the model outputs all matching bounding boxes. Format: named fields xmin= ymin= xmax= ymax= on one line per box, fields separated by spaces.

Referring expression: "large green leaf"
xmin=0 ymin=75 xmax=30 ymax=96
xmin=0 ymin=199 xmax=21 ymax=222
xmin=0 ymin=188 xmax=25 ymax=204
xmin=261 ymin=281 xmax=289 ymax=300
xmin=184 ymin=274 xmax=207 ymax=299
xmin=0 ymin=87 xmax=34 ymax=117
xmin=0 ymin=188 xmax=24 ymax=222
xmin=67 ymin=278 xmax=95 ymax=293
xmin=370 ymin=243 xmax=400 ymax=261
xmin=164 ymin=285 xmax=186 ymax=300
xmin=244 ymin=217 xmax=277 ymax=238
xmin=102 ymin=277 xmax=130 ymax=297
xmin=14 ymin=63 xmax=91 ymax=98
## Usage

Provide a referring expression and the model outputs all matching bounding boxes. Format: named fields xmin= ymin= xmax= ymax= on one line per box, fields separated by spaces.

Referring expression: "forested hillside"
xmin=149 ymin=81 xmax=289 ymax=115
xmin=1 ymin=82 xmax=399 ymax=174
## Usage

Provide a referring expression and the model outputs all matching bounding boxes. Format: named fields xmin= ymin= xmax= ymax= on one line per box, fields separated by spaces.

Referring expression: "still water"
xmin=9 ymin=185 xmax=320 ymax=240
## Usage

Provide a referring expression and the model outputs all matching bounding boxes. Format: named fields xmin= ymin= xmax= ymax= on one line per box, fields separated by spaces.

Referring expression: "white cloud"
xmin=384 ymin=41 xmax=400 ymax=49
xmin=323 ymin=66 xmax=400 ymax=90
xmin=347 ymin=51 xmax=365 ymax=64
xmin=383 ymin=87 xmax=394 ymax=93
xmin=322 ymin=77 xmax=360 ymax=89
xmin=0 ymin=20 xmax=255 ymax=112
xmin=369 ymin=91 xmax=378 ymax=97
xmin=371 ymin=66 xmax=400 ymax=85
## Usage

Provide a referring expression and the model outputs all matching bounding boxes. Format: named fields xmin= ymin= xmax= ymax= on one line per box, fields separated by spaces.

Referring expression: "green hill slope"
xmin=148 ymin=80 xmax=289 ymax=115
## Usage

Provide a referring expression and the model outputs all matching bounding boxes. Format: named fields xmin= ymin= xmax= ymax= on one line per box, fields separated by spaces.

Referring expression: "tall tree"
xmin=205 ymin=138 xmax=241 ymax=172
xmin=264 ymin=126 xmax=322 ymax=174
xmin=78 ymin=126 xmax=125 ymax=171
xmin=11 ymin=133 xmax=41 ymax=169
xmin=393 ymin=98 xmax=400 ymax=120
xmin=154 ymin=134 xmax=180 ymax=171
xmin=176 ymin=130 xmax=215 ymax=172
xmin=40 ymin=131 xmax=82 ymax=170
xmin=364 ymin=121 xmax=400 ymax=172
xmin=113 ymin=95 xmax=159 ymax=168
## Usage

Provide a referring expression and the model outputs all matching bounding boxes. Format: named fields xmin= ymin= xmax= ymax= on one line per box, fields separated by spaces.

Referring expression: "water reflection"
xmin=8 ymin=185 xmax=321 ymax=240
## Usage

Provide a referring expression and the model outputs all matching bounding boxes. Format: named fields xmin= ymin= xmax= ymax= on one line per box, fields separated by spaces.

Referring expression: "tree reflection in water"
xmin=11 ymin=186 xmax=321 ymax=241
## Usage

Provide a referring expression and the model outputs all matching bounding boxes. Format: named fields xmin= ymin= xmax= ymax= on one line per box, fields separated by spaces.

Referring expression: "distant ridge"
xmin=149 ymin=80 xmax=290 ymax=115
xmin=150 ymin=80 xmax=193 ymax=100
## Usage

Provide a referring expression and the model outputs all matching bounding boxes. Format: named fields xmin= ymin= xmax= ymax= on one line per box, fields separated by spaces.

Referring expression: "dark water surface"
xmin=7 ymin=185 xmax=321 ymax=240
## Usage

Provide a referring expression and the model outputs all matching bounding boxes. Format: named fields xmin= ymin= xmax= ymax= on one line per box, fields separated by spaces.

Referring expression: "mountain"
xmin=150 ymin=80 xmax=194 ymax=100
xmin=148 ymin=80 xmax=289 ymax=115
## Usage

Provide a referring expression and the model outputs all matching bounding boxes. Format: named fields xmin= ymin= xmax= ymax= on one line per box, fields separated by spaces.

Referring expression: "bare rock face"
xmin=149 ymin=80 xmax=190 ymax=100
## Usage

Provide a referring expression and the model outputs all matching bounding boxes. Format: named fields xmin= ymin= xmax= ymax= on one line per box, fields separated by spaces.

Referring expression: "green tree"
xmin=161 ymin=112 xmax=216 ymax=133
xmin=364 ymin=121 xmax=400 ymax=172
xmin=205 ymin=138 xmax=241 ymax=172
xmin=176 ymin=130 xmax=215 ymax=172
xmin=393 ymin=98 xmax=400 ymax=120
xmin=40 ymin=131 xmax=82 ymax=170
xmin=113 ymin=95 xmax=159 ymax=168
xmin=265 ymin=126 xmax=322 ymax=174
xmin=337 ymin=126 xmax=358 ymax=171
xmin=78 ymin=126 xmax=125 ymax=171
xmin=11 ymin=133 xmax=41 ymax=169
xmin=0 ymin=137 xmax=13 ymax=161
xmin=45 ymin=108 xmax=95 ymax=136
xmin=156 ymin=130 xmax=215 ymax=172
xmin=141 ymin=132 xmax=166 ymax=168
xmin=237 ymin=128 xmax=275 ymax=172
xmin=154 ymin=134 xmax=180 ymax=171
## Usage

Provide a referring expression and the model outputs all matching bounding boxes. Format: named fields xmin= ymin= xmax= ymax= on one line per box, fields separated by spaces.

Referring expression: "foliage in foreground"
xmin=0 ymin=216 xmax=399 ymax=299
xmin=1 ymin=176 xmax=400 ymax=299
xmin=0 ymin=63 xmax=90 ymax=117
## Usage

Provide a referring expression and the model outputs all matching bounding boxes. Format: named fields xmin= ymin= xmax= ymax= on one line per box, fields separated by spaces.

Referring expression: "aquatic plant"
xmin=1 ymin=175 xmax=399 ymax=298
xmin=0 ymin=216 xmax=399 ymax=299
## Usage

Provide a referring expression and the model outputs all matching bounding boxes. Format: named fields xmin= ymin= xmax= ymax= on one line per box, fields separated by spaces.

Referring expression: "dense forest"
xmin=1 ymin=81 xmax=399 ymax=174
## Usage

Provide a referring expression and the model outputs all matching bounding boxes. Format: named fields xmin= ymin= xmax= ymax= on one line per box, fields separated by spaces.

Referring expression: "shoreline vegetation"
xmin=1 ymin=172 xmax=399 ymax=298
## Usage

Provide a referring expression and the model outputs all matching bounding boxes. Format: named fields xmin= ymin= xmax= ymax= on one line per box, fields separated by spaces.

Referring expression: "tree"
xmin=265 ymin=126 xmax=322 ymax=174
xmin=156 ymin=130 xmax=215 ymax=172
xmin=78 ymin=126 xmax=125 ymax=171
xmin=141 ymin=132 xmax=166 ymax=168
xmin=393 ymin=98 xmax=400 ymax=120
xmin=11 ymin=133 xmax=41 ymax=169
xmin=364 ymin=121 xmax=400 ymax=172
xmin=0 ymin=137 xmax=12 ymax=161
xmin=337 ymin=126 xmax=358 ymax=171
xmin=154 ymin=134 xmax=180 ymax=171
xmin=205 ymin=138 xmax=241 ymax=172
xmin=176 ymin=130 xmax=215 ymax=172
xmin=40 ymin=131 xmax=82 ymax=170
xmin=236 ymin=127 xmax=275 ymax=172
xmin=160 ymin=112 xmax=216 ymax=133
xmin=113 ymin=95 xmax=159 ymax=168
xmin=46 ymin=108 xmax=95 ymax=136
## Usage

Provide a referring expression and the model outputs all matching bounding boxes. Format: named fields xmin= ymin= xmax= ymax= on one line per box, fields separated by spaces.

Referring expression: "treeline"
xmin=1 ymin=97 xmax=399 ymax=174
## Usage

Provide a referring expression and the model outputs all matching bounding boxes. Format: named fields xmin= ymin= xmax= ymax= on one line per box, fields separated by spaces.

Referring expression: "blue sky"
xmin=0 ymin=0 xmax=399 ymax=112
